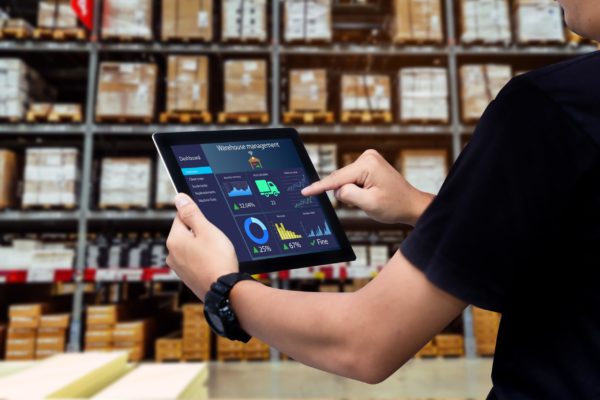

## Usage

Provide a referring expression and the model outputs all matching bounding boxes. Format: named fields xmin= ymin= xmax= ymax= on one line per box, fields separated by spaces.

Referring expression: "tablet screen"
xmin=170 ymin=139 xmax=341 ymax=263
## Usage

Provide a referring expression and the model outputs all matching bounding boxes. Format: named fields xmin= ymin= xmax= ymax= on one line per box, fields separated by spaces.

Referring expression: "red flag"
xmin=71 ymin=0 xmax=93 ymax=30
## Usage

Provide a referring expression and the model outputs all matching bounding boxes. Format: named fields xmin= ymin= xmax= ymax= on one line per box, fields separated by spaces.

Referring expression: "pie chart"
xmin=244 ymin=217 xmax=269 ymax=245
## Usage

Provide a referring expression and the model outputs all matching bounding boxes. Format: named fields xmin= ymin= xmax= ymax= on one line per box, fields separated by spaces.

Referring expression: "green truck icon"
xmin=255 ymin=180 xmax=280 ymax=197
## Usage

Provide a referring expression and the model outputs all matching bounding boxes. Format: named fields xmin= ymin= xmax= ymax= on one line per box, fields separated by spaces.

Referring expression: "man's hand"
xmin=166 ymin=193 xmax=238 ymax=300
xmin=302 ymin=149 xmax=434 ymax=226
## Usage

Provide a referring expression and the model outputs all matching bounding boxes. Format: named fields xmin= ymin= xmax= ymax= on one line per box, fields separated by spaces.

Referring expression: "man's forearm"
xmin=408 ymin=191 xmax=435 ymax=226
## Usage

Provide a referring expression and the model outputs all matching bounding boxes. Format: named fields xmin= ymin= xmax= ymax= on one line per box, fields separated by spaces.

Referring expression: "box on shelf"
xmin=22 ymin=148 xmax=78 ymax=208
xmin=398 ymin=67 xmax=449 ymax=122
xmin=284 ymin=0 xmax=332 ymax=43
xmin=162 ymin=0 xmax=213 ymax=41
xmin=182 ymin=304 xmax=211 ymax=361
xmin=341 ymin=74 xmax=391 ymax=112
xmin=391 ymin=0 xmax=443 ymax=44
xmin=40 ymin=314 xmax=70 ymax=329
xmin=155 ymin=161 xmax=176 ymax=208
xmin=434 ymin=334 xmax=465 ymax=356
xmin=99 ymin=158 xmax=152 ymax=209
xmin=224 ymin=60 xmax=268 ymax=114
xmin=472 ymin=307 xmax=501 ymax=356
xmin=86 ymin=304 xmax=127 ymax=327
xmin=0 ymin=59 xmax=52 ymax=121
xmin=514 ymin=0 xmax=565 ymax=43
xmin=222 ymin=0 xmax=267 ymax=42
xmin=101 ymin=0 xmax=153 ymax=40
xmin=38 ymin=0 xmax=78 ymax=29
xmin=166 ymin=56 xmax=209 ymax=113
xmin=289 ymin=69 xmax=328 ymax=112
xmin=155 ymin=332 xmax=182 ymax=362
xmin=113 ymin=319 xmax=154 ymax=361
xmin=460 ymin=0 xmax=511 ymax=44
xmin=460 ymin=64 xmax=512 ymax=122
xmin=397 ymin=149 xmax=448 ymax=195
xmin=0 ymin=150 xmax=17 ymax=209
xmin=8 ymin=304 xmax=47 ymax=329
xmin=96 ymin=62 xmax=157 ymax=121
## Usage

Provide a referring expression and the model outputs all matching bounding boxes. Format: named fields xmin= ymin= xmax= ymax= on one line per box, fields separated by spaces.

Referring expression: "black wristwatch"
xmin=203 ymin=272 xmax=255 ymax=342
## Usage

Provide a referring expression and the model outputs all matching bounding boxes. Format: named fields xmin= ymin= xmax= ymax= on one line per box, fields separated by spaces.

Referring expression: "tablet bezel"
xmin=153 ymin=127 xmax=356 ymax=275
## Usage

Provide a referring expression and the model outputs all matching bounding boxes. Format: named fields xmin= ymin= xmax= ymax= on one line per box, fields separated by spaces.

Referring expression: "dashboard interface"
xmin=171 ymin=139 xmax=340 ymax=262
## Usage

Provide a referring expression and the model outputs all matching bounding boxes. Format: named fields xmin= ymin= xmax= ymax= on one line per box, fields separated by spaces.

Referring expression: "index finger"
xmin=301 ymin=161 xmax=366 ymax=196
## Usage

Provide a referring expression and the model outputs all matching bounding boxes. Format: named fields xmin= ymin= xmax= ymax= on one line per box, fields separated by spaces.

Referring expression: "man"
xmin=165 ymin=1 xmax=600 ymax=398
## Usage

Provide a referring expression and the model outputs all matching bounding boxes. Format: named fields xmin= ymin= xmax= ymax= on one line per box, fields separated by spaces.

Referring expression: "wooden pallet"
xmin=159 ymin=111 xmax=212 ymax=124
xmin=341 ymin=111 xmax=392 ymax=124
xmin=33 ymin=27 xmax=87 ymax=41
xmin=0 ymin=26 xmax=31 ymax=40
xmin=48 ymin=110 xmax=82 ymax=123
xmin=96 ymin=115 xmax=153 ymax=124
xmin=161 ymin=35 xmax=211 ymax=43
xmin=26 ymin=110 xmax=50 ymax=123
xmin=101 ymin=33 xmax=152 ymax=42
xmin=400 ymin=117 xmax=449 ymax=125
xmin=0 ymin=116 xmax=22 ymax=123
xmin=22 ymin=203 xmax=76 ymax=211
xmin=392 ymin=38 xmax=444 ymax=46
xmin=218 ymin=112 xmax=269 ymax=124
xmin=98 ymin=204 xmax=148 ymax=211
xmin=283 ymin=110 xmax=335 ymax=124
xmin=221 ymin=37 xmax=266 ymax=44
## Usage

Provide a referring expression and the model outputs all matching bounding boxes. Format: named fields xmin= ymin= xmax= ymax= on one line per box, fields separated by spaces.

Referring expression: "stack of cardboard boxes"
xmin=340 ymin=74 xmax=392 ymax=114
xmin=113 ymin=319 xmax=154 ymax=362
xmin=95 ymin=62 xmax=157 ymax=121
xmin=398 ymin=68 xmax=449 ymax=123
xmin=434 ymin=334 xmax=465 ymax=356
xmin=460 ymin=64 xmax=512 ymax=122
xmin=162 ymin=0 xmax=213 ymax=41
xmin=473 ymin=307 xmax=501 ymax=356
xmin=284 ymin=0 xmax=332 ymax=43
xmin=223 ymin=60 xmax=268 ymax=114
xmin=222 ymin=0 xmax=267 ymax=42
xmin=155 ymin=332 xmax=182 ymax=362
xmin=460 ymin=0 xmax=511 ymax=44
xmin=514 ymin=0 xmax=565 ymax=44
xmin=22 ymin=148 xmax=78 ymax=208
xmin=182 ymin=304 xmax=211 ymax=361
xmin=391 ymin=0 xmax=444 ymax=44
xmin=101 ymin=0 xmax=153 ymax=40
xmin=288 ymin=69 xmax=328 ymax=112
xmin=85 ymin=305 xmax=120 ymax=354
xmin=99 ymin=158 xmax=152 ymax=209
xmin=0 ymin=238 xmax=75 ymax=271
xmin=155 ymin=162 xmax=176 ymax=209
xmin=37 ymin=0 xmax=78 ymax=29
xmin=36 ymin=314 xmax=70 ymax=360
xmin=0 ymin=59 xmax=51 ymax=121
xmin=166 ymin=56 xmax=209 ymax=114
xmin=0 ymin=149 xmax=17 ymax=209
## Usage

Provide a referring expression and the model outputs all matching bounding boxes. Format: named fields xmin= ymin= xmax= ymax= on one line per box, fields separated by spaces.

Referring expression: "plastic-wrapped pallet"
xmin=22 ymin=148 xmax=78 ymax=208
xmin=99 ymin=158 xmax=152 ymax=208
xmin=166 ymin=56 xmax=209 ymax=113
xmin=289 ymin=69 xmax=328 ymax=112
xmin=162 ymin=0 xmax=213 ymax=41
xmin=341 ymin=74 xmax=391 ymax=112
xmin=460 ymin=64 xmax=512 ymax=122
xmin=514 ymin=0 xmax=565 ymax=43
xmin=96 ymin=62 xmax=157 ymax=121
xmin=222 ymin=0 xmax=267 ymax=42
xmin=284 ymin=0 xmax=332 ymax=43
xmin=460 ymin=0 xmax=511 ymax=44
xmin=398 ymin=67 xmax=449 ymax=123
xmin=0 ymin=59 xmax=31 ymax=121
xmin=391 ymin=0 xmax=443 ymax=44
xmin=38 ymin=0 xmax=78 ymax=29
xmin=0 ymin=150 xmax=17 ymax=209
xmin=155 ymin=161 xmax=176 ymax=208
xmin=101 ymin=0 xmax=153 ymax=40
xmin=224 ymin=60 xmax=268 ymax=113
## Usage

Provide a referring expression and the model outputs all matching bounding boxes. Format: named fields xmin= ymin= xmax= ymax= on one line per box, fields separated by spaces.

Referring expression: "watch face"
xmin=206 ymin=310 xmax=225 ymax=334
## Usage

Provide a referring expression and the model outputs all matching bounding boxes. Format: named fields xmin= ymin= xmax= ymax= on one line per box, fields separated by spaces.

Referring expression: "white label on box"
xmin=198 ymin=11 xmax=209 ymax=28
xmin=244 ymin=62 xmax=258 ymax=72
xmin=300 ymin=71 xmax=315 ymax=83
xmin=182 ymin=59 xmax=197 ymax=71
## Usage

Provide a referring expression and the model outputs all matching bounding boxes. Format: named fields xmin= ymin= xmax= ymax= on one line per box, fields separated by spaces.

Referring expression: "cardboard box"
xmin=5 ymin=349 xmax=35 ymax=361
xmin=7 ymin=327 xmax=36 ymax=340
xmin=224 ymin=60 xmax=268 ymax=113
xmin=40 ymin=314 xmax=71 ymax=329
xmin=96 ymin=62 xmax=157 ymax=120
xmin=6 ymin=338 xmax=36 ymax=352
xmin=460 ymin=0 xmax=511 ymax=44
xmin=38 ymin=0 xmax=78 ymax=29
xmin=391 ymin=0 xmax=443 ymax=43
xmin=0 ymin=150 xmax=17 ymax=209
xmin=341 ymin=74 xmax=391 ymax=112
xmin=289 ymin=69 xmax=328 ymax=112
xmin=284 ymin=0 xmax=332 ymax=42
xmin=101 ymin=0 xmax=153 ymax=40
xmin=113 ymin=321 xmax=146 ymax=342
xmin=460 ymin=64 xmax=512 ymax=121
xmin=36 ymin=335 xmax=66 ymax=351
xmin=22 ymin=148 xmax=78 ymax=207
xmin=87 ymin=304 xmax=124 ymax=326
xmin=166 ymin=56 xmax=209 ymax=113
xmin=398 ymin=68 xmax=449 ymax=122
xmin=155 ymin=161 xmax=176 ymax=207
xmin=85 ymin=329 xmax=114 ymax=343
xmin=38 ymin=327 xmax=66 ymax=338
xmin=514 ymin=0 xmax=565 ymax=43
xmin=9 ymin=303 xmax=47 ymax=319
xmin=84 ymin=342 xmax=113 ymax=352
xmin=222 ymin=0 xmax=267 ymax=42
xmin=162 ymin=0 xmax=213 ymax=41
xmin=99 ymin=158 xmax=152 ymax=208
xmin=113 ymin=341 xmax=144 ymax=361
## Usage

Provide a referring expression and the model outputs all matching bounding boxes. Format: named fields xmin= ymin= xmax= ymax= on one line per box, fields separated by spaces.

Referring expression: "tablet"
xmin=153 ymin=128 xmax=355 ymax=274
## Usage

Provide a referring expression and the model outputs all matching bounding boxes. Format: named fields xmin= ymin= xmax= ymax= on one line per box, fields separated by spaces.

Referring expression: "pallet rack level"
xmin=0 ymin=0 xmax=596 ymax=358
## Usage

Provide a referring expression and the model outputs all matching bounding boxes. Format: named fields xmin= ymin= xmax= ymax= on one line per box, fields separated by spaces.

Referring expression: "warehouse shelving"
xmin=0 ymin=0 xmax=597 ymax=359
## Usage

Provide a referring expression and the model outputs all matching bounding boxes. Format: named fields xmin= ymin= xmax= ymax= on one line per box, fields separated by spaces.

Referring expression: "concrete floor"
xmin=208 ymin=358 xmax=494 ymax=399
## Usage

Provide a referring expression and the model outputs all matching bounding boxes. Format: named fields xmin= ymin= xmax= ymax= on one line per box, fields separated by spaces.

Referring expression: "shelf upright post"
xmin=68 ymin=0 xmax=103 ymax=352
xmin=444 ymin=0 xmax=476 ymax=360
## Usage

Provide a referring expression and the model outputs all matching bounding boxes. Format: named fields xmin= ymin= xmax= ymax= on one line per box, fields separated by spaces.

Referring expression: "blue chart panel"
xmin=244 ymin=217 xmax=269 ymax=244
xmin=304 ymin=221 xmax=332 ymax=237
xmin=223 ymin=181 xmax=252 ymax=197
xmin=280 ymin=169 xmax=315 ymax=209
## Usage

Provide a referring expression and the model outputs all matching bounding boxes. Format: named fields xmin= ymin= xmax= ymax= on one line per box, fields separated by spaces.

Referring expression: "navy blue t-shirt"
xmin=401 ymin=51 xmax=600 ymax=399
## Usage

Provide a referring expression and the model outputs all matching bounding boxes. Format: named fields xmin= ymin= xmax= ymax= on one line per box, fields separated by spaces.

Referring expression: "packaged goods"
xmin=22 ymin=148 xmax=78 ymax=208
xmin=38 ymin=0 xmax=78 ymax=29
xmin=460 ymin=0 xmax=511 ymax=44
xmin=162 ymin=0 xmax=213 ymax=41
xmin=99 ymin=158 xmax=152 ymax=208
xmin=397 ymin=149 xmax=448 ymax=195
xmin=514 ymin=0 xmax=565 ymax=43
xmin=96 ymin=62 xmax=157 ymax=120
xmin=166 ymin=56 xmax=209 ymax=113
xmin=0 ymin=150 xmax=17 ymax=209
xmin=156 ymin=161 xmax=176 ymax=207
xmin=341 ymin=74 xmax=391 ymax=112
xmin=289 ymin=69 xmax=328 ymax=112
xmin=284 ymin=0 xmax=332 ymax=42
xmin=222 ymin=0 xmax=267 ymax=42
xmin=0 ymin=238 xmax=75 ymax=271
xmin=101 ymin=0 xmax=153 ymax=40
xmin=460 ymin=64 xmax=512 ymax=121
xmin=182 ymin=304 xmax=211 ymax=360
xmin=224 ymin=60 xmax=268 ymax=113
xmin=391 ymin=0 xmax=443 ymax=43
xmin=0 ymin=59 xmax=51 ymax=121
xmin=398 ymin=67 xmax=449 ymax=122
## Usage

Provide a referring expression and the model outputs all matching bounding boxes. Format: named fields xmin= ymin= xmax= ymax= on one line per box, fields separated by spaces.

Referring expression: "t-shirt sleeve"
xmin=400 ymin=78 xmax=580 ymax=312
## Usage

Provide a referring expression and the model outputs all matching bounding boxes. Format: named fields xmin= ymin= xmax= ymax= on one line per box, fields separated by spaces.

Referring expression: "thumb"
xmin=334 ymin=183 xmax=369 ymax=209
xmin=174 ymin=193 xmax=207 ymax=234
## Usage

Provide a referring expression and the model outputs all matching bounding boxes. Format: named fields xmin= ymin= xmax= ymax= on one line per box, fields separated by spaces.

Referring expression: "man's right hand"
xmin=301 ymin=149 xmax=435 ymax=226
